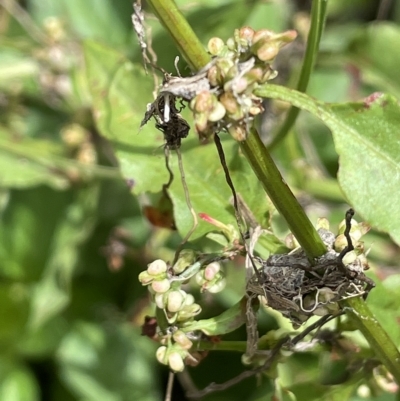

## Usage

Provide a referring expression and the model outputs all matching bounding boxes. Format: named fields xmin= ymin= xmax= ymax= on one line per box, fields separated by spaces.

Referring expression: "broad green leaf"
xmin=0 ymin=129 xmax=120 ymax=189
xmin=0 ymin=283 xmax=30 ymax=347
xmin=29 ymin=184 xmax=99 ymax=330
xmin=84 ymin=40 xmax=166 ymax=194
xmin=256 ymin=84 xmax=400 ymax=245
xmin=0 ymin=130 xmax=69 ymax=190
xmin=0 ymin=363 xmax=39 ymax=401
xmin=347 ymin=23 xmax=400 ymax=98
xmin=0 ymin=186 xmax=71 ymax=281
xmin=18 ymin=315 xmax=68 ymax=358
xmin=56 ymin=322 xmax=159 ymax=401
xmin=85 ymin=41 xmax=276 ymax=241
xmin=29 ymin=0 xmax=134 ymax=50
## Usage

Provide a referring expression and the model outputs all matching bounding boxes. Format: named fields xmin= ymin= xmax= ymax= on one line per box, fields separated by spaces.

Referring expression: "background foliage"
xmin=1 ymin=0 xmax=400 ymax=400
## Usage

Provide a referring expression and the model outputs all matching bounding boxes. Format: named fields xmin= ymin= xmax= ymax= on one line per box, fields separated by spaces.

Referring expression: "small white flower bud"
xmin=172 ymin=249 xmax=197 ymax=274
xmin=173 ymin=330 xmax=193 ymax=350
xmin=151 ymin=278 xmax=171 ymax=294
xmin=147 ymin=259 xmax=167 ymax=275
xmin=168 ymin=352 xmax=185 ymax=372
xmin=154 ymin=293 xmax=166 ymax=309
xmin=156 ymin=346 xmax=168 ymax=365
xmin=316 ymin=217 xmax=330 ymax=230
xmin=342 ymin=250 xmax=357 ymax=266
xmin=167 ymin=290 xmax=186 ymax=313
xmin=138 ymin=271 xmax=153 ymax=285
xmin=195 ymin=271 xmax=206 ymax=286
xmin=207 ymin=278 xmax=226 ymax=293
xmin=207 ymin=37 xmax=225 ymax=56
xmin=204 ymin=262 xmax=221 ymax=281
xmin=177 ymin=304 xmax=202 ymax=321
xmin=184 ymin=294 xmax=195 ymax=306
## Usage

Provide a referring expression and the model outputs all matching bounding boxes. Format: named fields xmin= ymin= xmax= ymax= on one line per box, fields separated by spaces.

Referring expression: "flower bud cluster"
xmin=334 ymin=217 xmax=371 ymax=273
xmin=156 ymin=330 xmax=194 ymax=372
xmin=139 ymin=255 xmax=227 ymax=371
xmin=195 ymin=262 xmax=226 ymax=293
xmin=139 ymin=259 xmax=202 ymax=323
xmin=258 ymin=213 xmax=373 ymax=329
xmin=190 ymin=27 xmax=297 ymax=140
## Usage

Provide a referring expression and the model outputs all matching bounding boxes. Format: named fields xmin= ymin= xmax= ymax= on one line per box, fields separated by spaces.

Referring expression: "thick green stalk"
xmin=240 ymin=128 xmax=326 ymax=258
xmin=147 ymin=0 xmax=210 ymax=70
xmin=343 ymin=297 xmax=400 ymax=382
xmin=267 ymin=0 xmax=328 ymax=150
xmin=147 ymin=0 xmax=400 ymax=383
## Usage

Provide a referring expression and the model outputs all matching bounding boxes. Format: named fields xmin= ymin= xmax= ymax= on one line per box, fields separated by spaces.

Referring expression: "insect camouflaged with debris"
xmin=246 ymin=209 xmax=375 ymax=328
xmin=140 ymin=87 xmax=190 ymax=150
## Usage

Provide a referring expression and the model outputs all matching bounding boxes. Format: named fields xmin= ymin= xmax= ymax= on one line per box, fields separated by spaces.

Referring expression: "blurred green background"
xmin=1 ymin=0 xmax=400 ymax=400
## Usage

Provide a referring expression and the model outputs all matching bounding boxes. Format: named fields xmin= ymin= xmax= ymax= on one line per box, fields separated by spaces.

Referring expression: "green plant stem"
xmin=147 ymin=0 xmax=210 ymax=71
xmin=193 ymin=340 xmax=247 ymax=352
xmin=147 ymin=0 xmax=400 ymax=383
xmin=343 ymin=297 xmax=400 ymax=382
xmin=267 ymin=0 xmax=327 ymax=150
xmin=240 ymin=128 xmax=326 ymax=259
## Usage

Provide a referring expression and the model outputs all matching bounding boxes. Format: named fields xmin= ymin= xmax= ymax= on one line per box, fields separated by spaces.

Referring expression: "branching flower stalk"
xmin=145 ymin=0 xmax=400 ymax=384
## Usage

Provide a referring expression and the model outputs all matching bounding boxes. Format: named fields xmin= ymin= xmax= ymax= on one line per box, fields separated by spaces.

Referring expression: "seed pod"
xmin=147 ymin=259 xmax=168 ymax=275
xmin=316 ymin=217 xmax=330 ymax=231
xmin=177 ymin=303 xmax=202 ymax=321
xmin=151 ymin=278 xmax=171 ymax=294
xmin=208 ymin=277 xmax=226 ymax=293
xmin=228 ymin=124 xmax=247 ymax=141
xmin=245 ymin=67 xmax=264 ymax=84
xmin=195 ymin=271 xmax=206 ymax=286
xmin=204 ymin=262 xmax=221 ymax=281
xmin=207 ymin=65 xmax=219 ymax=87
xmin=238 ymin=26 xmax=255 ymax=45
xmin=334 ymin=234 xmax=347 ymax=252
xmin=208 ymin=101 xmax=226 ymax=122
xmin=156 ymin=346 xmax=168 ymax=365
xmin=184 ymin=294 xmax=195 ymax=306
xmin=138 ymin=271 xmax=154 ymax=285
xmin=172 ymin=249 xmax=197 ymax=274
xmin=261 ymin=67 xmax=278 ymax=83
xmin=190 ymin=91 xmax=215 ymax=113
xmin=226 ymin=37 xmax=236 ymax=50
xmin=194 ymin=113 xmax=209 ymax=134
xmin=256 ymin=42 xmax=280 ymax=61
xmin=343 ymin=251 xmax=357 ymax=266
xmin=166 ymin=290 xmax=186 ymax=313
xmin=168 ymin=351 xmax=185 ymax=372
xmin=173 ymin=330 xmax=193 ymax=350
xmin=252 ymin=29 xmax=274 ymax=45
xmin=219 ymin=92 xmax=239 ymax=115
xmin=207 ymin=37 xmax=225 ymax=56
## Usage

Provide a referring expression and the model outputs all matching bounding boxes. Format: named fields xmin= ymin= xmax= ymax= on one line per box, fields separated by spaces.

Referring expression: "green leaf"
xmin=56 ymin=322 xmax=159 ymax=401
xmin=0 ymin=186 xmax=71 ymax=281
xmin=29 ymin=184 xmax=99 ymax=330
xmin=0 ymin=283 xmax=30 ymax=347
xmin=85 ymin=41 xmax=276 ymax=241
xmin=0 ymin=130 xmax=69 ymax=190
xmin=0 ymin=363 xmax=39 ymax=401
xmin=256 ymin=84 xmax=400 ymax=245
xmin=0 ymin=129 xmax=120 ymax=189
xmin=347 ymin=23 xmax=400 ymax=98
xmin=29 ymin=0 xmax=134 ymax=50
xmin=84 ymin=40 xmax=166 ymax=193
